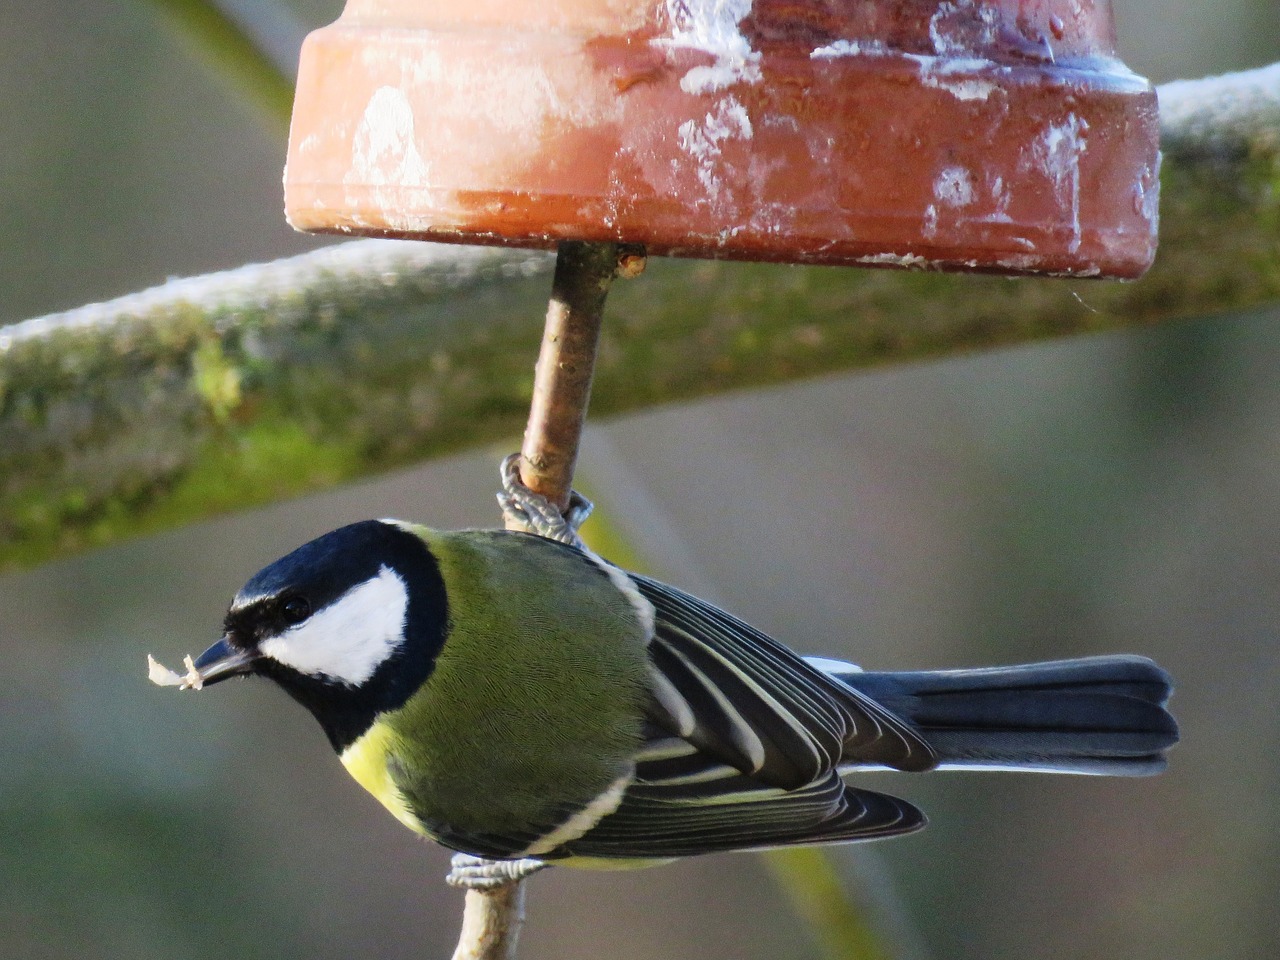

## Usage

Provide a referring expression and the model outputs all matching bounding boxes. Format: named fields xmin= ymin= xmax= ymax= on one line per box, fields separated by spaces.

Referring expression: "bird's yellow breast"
xmin=340 ymin=722 xmax=427 ymax=837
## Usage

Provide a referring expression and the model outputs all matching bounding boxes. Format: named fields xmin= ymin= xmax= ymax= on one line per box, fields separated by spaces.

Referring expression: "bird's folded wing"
xmin=557 ymin=765 xmax=925 ymax=859
xmin=632 ymin=573 xmax=936 ymax=787
xmin=388 ymin=762 xmax=594 ymax=860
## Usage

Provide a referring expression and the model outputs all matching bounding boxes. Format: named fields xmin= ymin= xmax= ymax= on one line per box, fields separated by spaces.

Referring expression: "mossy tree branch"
xmin=1 ymin=64 xmax=1278 ymax=573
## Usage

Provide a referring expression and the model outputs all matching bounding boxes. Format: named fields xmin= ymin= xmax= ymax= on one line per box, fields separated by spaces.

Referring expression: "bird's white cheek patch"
xmin=260 ymin=566 xmax=408 ymax=685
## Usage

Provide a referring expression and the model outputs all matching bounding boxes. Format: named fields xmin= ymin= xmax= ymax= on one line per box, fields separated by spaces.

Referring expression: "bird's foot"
xmin=497 ymin=453 xmax=593 ymax=548
xmin=446 ymin=853 xmax=549 ymax=891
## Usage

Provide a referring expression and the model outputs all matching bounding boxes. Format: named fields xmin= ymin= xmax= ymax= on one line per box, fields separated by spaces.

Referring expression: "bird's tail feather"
xmin=825 ymin=655 xmax=1178 ymax=776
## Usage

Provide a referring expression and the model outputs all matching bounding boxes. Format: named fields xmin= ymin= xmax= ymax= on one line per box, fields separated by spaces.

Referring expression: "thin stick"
xmin=451 ymin=885 xmax=526 ymax=960
xmin=451 ymin=239 xmax=639 ymax=960
xmin=517 ymin=240 xmax=624 ymax=513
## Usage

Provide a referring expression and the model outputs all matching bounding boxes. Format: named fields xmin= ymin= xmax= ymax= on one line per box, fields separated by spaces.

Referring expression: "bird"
xmin=161 ymin=517 xmax=1178 ymax=881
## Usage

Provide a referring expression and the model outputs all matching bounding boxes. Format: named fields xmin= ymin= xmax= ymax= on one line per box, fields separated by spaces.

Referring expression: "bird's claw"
xmin=497 ymin=453 xmax=592 ymax=548
xmin=446 ymin=853 xmax=549 ymax=890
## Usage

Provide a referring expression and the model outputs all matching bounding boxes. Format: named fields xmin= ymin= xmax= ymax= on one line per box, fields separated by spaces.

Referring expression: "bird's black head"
xmin=190 ymin=520 xmax=448 ymax=751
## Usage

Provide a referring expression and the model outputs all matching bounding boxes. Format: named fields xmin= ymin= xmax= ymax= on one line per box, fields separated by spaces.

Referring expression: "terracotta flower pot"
xmin=284 ymin=0 xmax=1160 ymax=278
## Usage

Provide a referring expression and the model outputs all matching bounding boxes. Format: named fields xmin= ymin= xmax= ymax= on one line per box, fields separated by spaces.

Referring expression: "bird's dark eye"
xmin=281 ymin=596 xmax=312 ymax=625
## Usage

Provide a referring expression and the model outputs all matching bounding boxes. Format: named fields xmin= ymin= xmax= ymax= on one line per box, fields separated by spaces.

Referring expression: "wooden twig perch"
xmin=448 ymin=241 xmax=627 ymax=960
xmin=1 ymin=65 xmax=1278 ymax=573
xmin=517 ymin=241 xmax=626 ymax=513
xmin=452 ymin=882 xmax=526 ymax=960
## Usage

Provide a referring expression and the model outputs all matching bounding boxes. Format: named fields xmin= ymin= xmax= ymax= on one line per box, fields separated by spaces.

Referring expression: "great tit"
xmin=164 ymin=520 xmax=1178 ymax=868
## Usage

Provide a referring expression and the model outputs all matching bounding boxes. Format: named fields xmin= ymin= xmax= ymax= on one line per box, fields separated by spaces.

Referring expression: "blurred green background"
xmin=2 ymin=2 xmax=1278 ymax=959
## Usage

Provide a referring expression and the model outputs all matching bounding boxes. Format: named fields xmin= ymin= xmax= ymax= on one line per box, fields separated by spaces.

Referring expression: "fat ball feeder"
xmin=285 ymin=0 xmax=1159 ymax=276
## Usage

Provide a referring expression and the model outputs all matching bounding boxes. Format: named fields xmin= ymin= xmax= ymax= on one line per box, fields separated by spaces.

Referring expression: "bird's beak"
xmin=187 ymin=636 xmax=259 ymax=688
